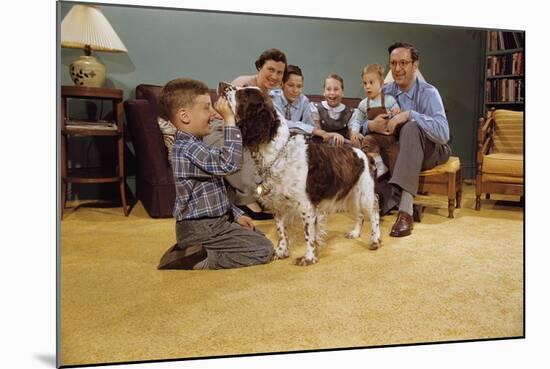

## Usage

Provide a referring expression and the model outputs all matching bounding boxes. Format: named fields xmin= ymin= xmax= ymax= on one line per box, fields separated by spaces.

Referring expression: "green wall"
xmin=60 ymin=2 xmax=485 ymax=200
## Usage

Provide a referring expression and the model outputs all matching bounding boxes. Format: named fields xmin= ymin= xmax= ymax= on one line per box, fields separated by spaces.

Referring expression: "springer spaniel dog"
xmin=219 ymin=82 xmax=381 ymax=266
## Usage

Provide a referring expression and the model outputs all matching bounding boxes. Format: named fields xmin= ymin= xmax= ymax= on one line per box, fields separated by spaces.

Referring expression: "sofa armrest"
xmin=124 ymin=99 xmax=173 ymax=183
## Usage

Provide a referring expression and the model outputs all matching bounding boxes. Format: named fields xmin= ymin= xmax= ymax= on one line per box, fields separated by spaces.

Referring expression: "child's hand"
xmin=391 ymin=107 xmax=401 ymax=116
xmin=214 ymin=97 xmax=235 ymax=125
xmin=350 ymin=132 xmax=364 ymax=148
xmin=325 ymin=132 xmax=345 ymax=146
xmin=236 ymin=215 xmax=254 ymax=230
xmin=162 ymin=134 xmax=175 ymax=148
xmin=369 ymin=114 xmax=389 ymax=135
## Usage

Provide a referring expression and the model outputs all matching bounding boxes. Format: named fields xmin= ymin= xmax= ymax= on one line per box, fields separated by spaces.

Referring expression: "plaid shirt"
xmin=172 ymin=127 xmax=245 ymax=221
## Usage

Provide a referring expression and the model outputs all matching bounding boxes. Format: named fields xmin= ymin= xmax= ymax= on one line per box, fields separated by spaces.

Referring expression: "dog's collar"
xmin=252 ymin=135 xmax=291 ymax=196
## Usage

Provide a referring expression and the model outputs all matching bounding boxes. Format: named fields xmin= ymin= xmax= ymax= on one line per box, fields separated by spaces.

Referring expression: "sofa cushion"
xmin=482 ymin=152 xmax=523 ymax=177
xmin=420 ymin=156 xmax=460 ymax=176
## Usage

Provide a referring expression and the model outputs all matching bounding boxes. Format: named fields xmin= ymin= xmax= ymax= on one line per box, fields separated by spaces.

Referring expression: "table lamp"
xmin=61 ymin=4 xmax=127 ymax=88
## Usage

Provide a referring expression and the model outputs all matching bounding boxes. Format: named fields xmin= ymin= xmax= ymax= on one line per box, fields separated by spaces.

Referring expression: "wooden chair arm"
xmin=477 ymin=117 xmax=495 ymax=155
xmin=476 ymin=109 xmax=496 ymax=170
xmin=480 ymin=116 xmax=493 ymax=137
xmin=481 ymin=134 xmax=492 ymax=156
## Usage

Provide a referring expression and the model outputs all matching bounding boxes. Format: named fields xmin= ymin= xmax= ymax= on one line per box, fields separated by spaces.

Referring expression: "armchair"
xmin=475 ymin=108 xmax=524 ymax=210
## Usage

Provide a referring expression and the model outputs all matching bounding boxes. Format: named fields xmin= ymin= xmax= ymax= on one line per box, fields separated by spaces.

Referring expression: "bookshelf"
xmin=483 ymin=30 xmax=524 ymax=116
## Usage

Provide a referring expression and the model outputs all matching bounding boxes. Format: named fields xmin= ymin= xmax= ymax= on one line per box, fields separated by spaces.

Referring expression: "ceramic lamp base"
xmin=69 ymin=55 xmax=106 ymax=87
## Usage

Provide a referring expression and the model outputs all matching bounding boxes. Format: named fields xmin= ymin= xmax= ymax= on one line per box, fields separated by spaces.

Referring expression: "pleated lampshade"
xmin=61 ymin=5 xmax=127 ymax=87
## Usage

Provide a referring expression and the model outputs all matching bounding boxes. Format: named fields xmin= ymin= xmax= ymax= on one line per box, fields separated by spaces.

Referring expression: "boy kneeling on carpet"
xmin=158 ymin=78 xmax=273 ymax=270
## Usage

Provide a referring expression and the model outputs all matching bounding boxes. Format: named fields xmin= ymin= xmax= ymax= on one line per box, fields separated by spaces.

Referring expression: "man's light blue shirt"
xmin=269 ymin=88 xmax=315 ymax=134
xmin=381 ymin=78 xmax=449 ymax=145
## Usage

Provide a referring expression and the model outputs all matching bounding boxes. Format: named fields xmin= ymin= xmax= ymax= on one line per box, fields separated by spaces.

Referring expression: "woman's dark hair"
xmin=283 ymin=64 xmax=303 ymax=83
xmin=254 ymin=48 xmax=288 ymax=70
xmin=388 ymin=42 xmax=420 ymax=62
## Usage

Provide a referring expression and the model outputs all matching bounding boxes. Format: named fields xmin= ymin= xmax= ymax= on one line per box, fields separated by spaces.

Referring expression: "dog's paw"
xmin=272 ymin=247 xmax=289 ymax=260
xmin=369 ymin=240 xmax=381 ymax=250
xmin=345 ymin=230 xmax=361 ymax=239
xmin=294 ymin=256 xmax=318 ymax=266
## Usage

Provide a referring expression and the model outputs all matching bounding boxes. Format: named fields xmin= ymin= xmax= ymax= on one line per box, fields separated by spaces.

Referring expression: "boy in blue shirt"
xmin=269 ymin=64 xmax=315 ymax=135
xmin=157 ymin=78 xmax=273 ymax=270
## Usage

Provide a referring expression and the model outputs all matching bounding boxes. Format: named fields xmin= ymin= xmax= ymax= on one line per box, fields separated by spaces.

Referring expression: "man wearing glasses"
xmin=365 ymin=42 xmax=451 ymax=237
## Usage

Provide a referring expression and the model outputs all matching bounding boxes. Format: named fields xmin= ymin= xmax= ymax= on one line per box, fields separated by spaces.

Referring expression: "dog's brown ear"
xmin=236 ymin=89 xmax=280 ymax=150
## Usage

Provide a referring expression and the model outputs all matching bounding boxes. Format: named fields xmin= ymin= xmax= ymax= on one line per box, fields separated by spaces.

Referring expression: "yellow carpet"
xmin=59 ymin=184 xmax=523 ymax=366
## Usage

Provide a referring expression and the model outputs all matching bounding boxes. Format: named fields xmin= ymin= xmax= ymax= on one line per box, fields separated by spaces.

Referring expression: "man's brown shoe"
xmin=390 ymin=211 xmax=413 ymax=237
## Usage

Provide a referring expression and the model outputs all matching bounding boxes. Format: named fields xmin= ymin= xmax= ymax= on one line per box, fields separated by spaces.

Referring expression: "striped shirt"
xmin=172 ymin=127 xmax=245 ymax=221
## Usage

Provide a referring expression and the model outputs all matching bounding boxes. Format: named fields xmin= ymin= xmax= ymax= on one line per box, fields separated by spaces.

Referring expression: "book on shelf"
xmin=486 ymin=52 xmax=523 ymax=77
xmin=512 ymin=32 xmax=524 ymax=48
xmin=485 ymin=78 xmax=524 ymax=104
xmin=487 ymin=31 xmax=524 ymax=51
xmin=498 ymin=32 xmax=505 ymax=50
xmin=517 ymin=79 xmax=524 ymax=102
xmin=65 ymin=119 xmax=117 ymax=130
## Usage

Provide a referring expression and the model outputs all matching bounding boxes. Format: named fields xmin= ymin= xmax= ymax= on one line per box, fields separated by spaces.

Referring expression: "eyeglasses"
xmin=390 ymin=60 xmax=414 ymax=69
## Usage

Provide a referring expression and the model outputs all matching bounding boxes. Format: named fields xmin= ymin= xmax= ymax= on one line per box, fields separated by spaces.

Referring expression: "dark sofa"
xmin=124 ymin=84 xmax=361 ymax=218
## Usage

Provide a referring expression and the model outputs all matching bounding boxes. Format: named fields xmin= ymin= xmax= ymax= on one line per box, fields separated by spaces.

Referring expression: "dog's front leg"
xmin=295 ymin=208 xmax=318 ymax=266
xmin=272 ymin=215 xmax=290 ymax=260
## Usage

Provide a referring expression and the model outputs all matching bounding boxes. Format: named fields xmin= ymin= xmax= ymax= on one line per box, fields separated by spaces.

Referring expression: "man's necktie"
xmin=285 ymin=104 xmax=291 ymax=120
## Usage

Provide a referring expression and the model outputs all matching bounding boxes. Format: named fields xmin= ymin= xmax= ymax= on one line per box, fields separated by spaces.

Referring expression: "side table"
xmin=61 ymin=85 xmax=128 ymax=218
